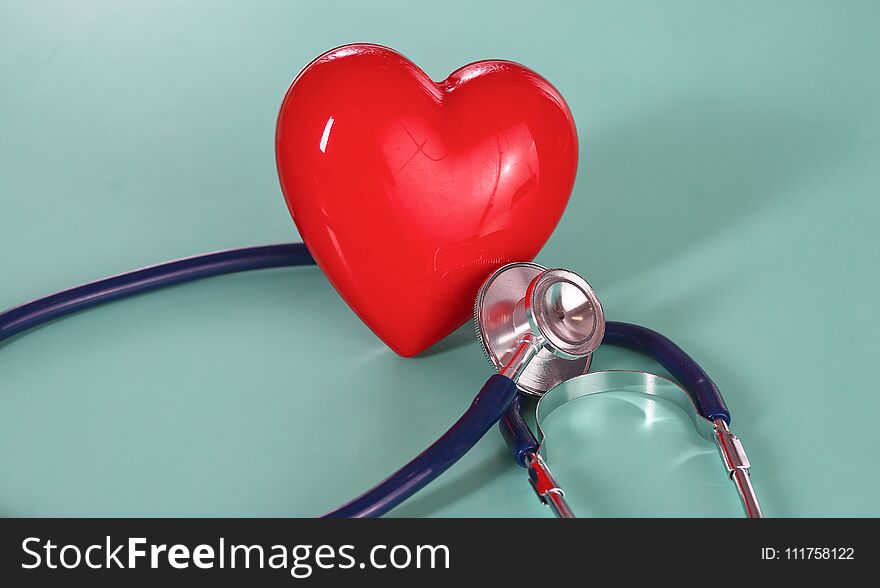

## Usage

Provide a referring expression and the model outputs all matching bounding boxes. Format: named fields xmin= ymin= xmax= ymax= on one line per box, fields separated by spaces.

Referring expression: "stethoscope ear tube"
xmin=498 ymin=326 xmax=762 ymax=518
xmin=0 ymin=244 xmax=315 ymax=344
xmin=499 ymin=394 xmax=539 ymax=468
xmin=324 ymin=374 xmax=520 ymax=518
xmin=602 ymin=321 xmax=731 ymax=424
xmin=499 ymin=320 xmax=732 ymax=469
xmin=523 ymin=369 xmax=761 ymax=518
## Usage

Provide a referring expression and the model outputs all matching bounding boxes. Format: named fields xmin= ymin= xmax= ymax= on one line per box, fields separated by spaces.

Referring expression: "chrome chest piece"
xmin=474 ymin=262 xmax=605 ymax=395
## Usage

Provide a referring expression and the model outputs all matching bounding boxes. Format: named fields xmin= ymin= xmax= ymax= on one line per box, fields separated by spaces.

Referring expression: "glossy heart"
xmin=276 ymin=44 xmax=578 ymax=356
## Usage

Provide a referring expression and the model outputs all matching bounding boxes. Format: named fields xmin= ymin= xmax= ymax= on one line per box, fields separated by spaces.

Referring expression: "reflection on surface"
xmin=319 ymin=116 xmax=334 ymax=153
xmin=377 ymin=118 xmax=539 ymax=244
xmin=542 ymin=281 xmax=598 ymax=345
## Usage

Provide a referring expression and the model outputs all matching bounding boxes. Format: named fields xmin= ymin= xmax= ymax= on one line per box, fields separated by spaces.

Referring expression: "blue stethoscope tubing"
xmin=0 ymin=243 xmax=733 ymax=518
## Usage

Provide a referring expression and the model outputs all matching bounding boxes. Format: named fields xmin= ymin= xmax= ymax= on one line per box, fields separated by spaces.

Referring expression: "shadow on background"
xmin=419 ymin=323 xmax=477 ymax=358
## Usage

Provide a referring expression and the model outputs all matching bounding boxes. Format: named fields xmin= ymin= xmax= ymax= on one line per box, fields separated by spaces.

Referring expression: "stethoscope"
xmin=0 ymin=242 xmax=762 ymax=518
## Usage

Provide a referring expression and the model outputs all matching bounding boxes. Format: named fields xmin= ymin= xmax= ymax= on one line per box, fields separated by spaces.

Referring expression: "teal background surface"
xmin=1 ymin=0 xmax=877 ymax=517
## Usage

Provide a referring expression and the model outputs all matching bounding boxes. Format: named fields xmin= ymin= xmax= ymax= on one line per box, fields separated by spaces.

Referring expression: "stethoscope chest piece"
xmin=475 ymin=262 xmax=605 ymax=395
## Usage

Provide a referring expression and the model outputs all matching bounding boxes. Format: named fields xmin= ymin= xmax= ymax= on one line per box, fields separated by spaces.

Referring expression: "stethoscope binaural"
xmin=0 ymin=243 xmax=762 ymax=518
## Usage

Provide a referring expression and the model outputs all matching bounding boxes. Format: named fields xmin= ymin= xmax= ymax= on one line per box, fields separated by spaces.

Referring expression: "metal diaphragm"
xmin=474 ymin=262 xmax=605 ymax=395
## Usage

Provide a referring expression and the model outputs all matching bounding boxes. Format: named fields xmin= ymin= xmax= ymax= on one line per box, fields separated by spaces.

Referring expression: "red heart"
xmin=276 ymin=44 xmax=578 ymax=356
